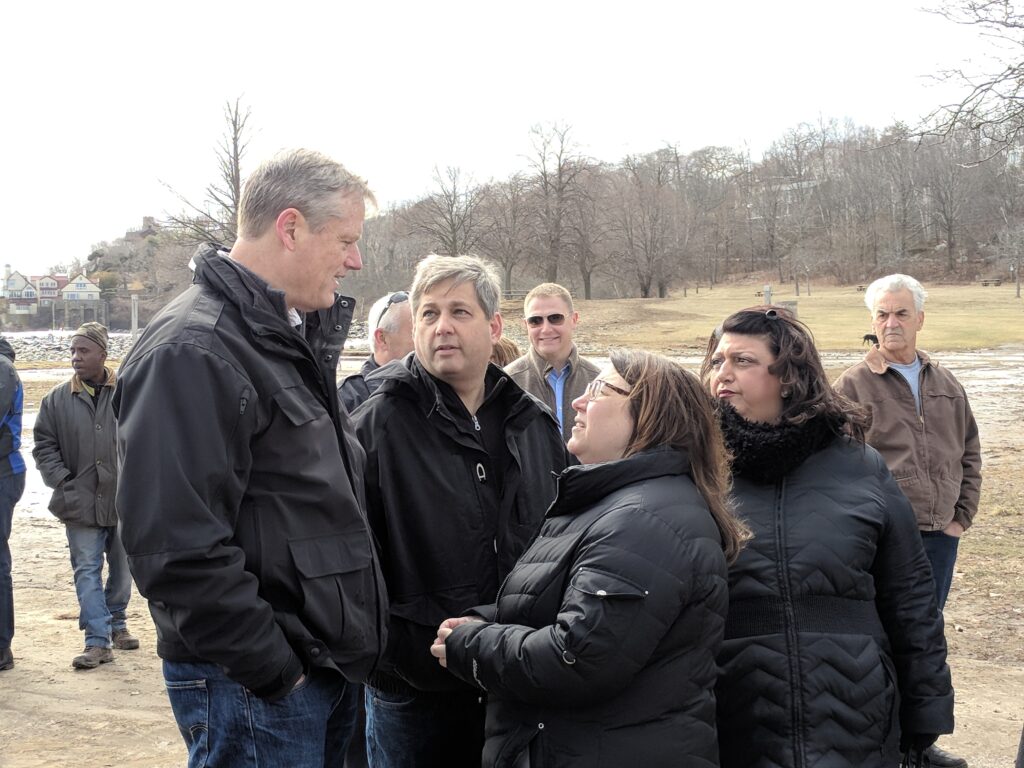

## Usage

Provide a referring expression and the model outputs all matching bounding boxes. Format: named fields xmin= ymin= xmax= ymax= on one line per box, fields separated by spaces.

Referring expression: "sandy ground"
xmin=0 ymin=348 xmax=1021 ymax=767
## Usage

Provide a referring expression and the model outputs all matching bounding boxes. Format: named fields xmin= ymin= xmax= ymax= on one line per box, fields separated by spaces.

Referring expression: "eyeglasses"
xmin=376 ymin=291 xmax=409 ymax=328
xmin=584 ymin=378 xmax=631 ymax=402
xmin=526 ymin=313 xmax=566 ymax=327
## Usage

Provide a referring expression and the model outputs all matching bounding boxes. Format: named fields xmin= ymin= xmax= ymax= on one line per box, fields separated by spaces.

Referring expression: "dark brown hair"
xmin=699 ymin=306 xmax=869 ymax=440
xmin=610 ymin=349 xmax=750 ymax=563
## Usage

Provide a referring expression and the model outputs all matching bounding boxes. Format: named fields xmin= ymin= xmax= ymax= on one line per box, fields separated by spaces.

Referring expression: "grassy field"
xmin=499 ymin=280 xmax=1024 ymax=355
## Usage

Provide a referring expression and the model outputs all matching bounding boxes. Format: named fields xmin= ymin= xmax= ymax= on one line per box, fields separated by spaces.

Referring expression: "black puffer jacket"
xmin=445 ymin=448 xmax=728 ymax=768
xmin=353 ymin=356 xmax=569 ymax=693
xmin=114 ymin=249 xmax=387 ymax=700
xmin=715 ymin=412 xmax=953 ymax=768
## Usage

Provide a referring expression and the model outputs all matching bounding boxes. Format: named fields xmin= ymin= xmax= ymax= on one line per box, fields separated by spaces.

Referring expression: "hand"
xmin=943 ymin=520 xmax=965 ymax=537
xmin=430 ymin=617 xmax=485 ymax=669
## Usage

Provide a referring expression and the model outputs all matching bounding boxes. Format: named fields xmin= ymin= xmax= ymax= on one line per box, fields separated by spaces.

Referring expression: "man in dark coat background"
xmin=33 ymin=322 xmax=138 ymax=670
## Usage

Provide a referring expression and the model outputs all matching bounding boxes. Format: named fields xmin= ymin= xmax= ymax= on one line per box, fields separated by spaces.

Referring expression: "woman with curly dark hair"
xmin=702 ymin=306 xmax=953 ymax=768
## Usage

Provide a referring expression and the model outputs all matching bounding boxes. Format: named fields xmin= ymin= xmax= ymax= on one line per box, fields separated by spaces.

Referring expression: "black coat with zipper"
xmin=715 ymin=431 xmax=953 ymax=768
xmin=444 ymin=448 xmax=729 ymax=768
xmin=352 ymin=354 xmax=569 ymax=693
xmin=113 ymin=247 xmax=387 ymax=701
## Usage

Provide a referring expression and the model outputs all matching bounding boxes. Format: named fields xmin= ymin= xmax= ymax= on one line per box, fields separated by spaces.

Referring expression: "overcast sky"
xmin=0 ymin=0 xmax=998 ymax=276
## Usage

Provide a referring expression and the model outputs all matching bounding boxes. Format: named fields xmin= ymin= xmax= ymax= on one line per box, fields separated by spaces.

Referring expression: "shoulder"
xmin=576 ymin=354 xmax=601 ymax=376
xmin=504 ymin=355 xmax=531 ymax=376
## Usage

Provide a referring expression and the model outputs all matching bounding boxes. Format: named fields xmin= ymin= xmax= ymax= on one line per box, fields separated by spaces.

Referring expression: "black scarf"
xmin=718 ymin=404 xmax=837 ymax=485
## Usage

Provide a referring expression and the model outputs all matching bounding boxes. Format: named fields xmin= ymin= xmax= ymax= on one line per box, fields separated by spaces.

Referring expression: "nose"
xmin=571 ymin=393 xmax=588 ymax=413
xmin=344 ymin=243 xmax=363 ymax=271
xmin=714 ymin=360 xmax=733 ymax=384
xmin=884 ymin=314 xmax=899 ymax=328
xmin=434 ymin=311 xmax=454 ymax=335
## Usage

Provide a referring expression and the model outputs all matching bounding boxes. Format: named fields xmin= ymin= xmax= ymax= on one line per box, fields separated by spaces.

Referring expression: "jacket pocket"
xmin=273 ymin=386 xmax=324 ymax=426
xmin=48 ymin=479 xmax=90 ymax=525
xmin=569 ymin=567 xmax=648 ymax=600
xmin=289 ymin=531 xmax=374 ymax=653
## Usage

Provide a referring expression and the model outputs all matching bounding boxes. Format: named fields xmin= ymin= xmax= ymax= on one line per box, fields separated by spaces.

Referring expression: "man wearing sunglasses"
xmin=506 ymin=283 xmax=600 ymax=442
xmin=339 ymin=290 xmax=413 ymax=412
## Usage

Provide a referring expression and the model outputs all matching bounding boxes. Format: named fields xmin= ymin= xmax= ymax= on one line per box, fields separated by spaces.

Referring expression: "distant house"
xmin=62 ymin=273 xmax=101 ymax=302
xmin=33 ymin=274 xmax=69 ymax=306
xmin=3 ymin=268 xmax=37 ymax=315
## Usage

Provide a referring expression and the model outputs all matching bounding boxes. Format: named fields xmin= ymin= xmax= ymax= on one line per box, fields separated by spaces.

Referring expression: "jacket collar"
xmin=527 ymin=344 xmax=580 ymax=377
xmin=546 ymin=446 xmax=690 ymax=517
xmin=192 ymin=245 xmax=355 ymax=361
xmin=70 ymin=366 xmax=117 ymax=394
xmin=863 ymin=344 xmax=932 ymax=375
xmin=372 ymin=353 xmax=544 ymax=430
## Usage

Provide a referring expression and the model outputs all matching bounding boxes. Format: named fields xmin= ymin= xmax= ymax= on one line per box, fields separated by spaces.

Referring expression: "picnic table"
xmin=980 ymin=279 xmax=1003 ymax=287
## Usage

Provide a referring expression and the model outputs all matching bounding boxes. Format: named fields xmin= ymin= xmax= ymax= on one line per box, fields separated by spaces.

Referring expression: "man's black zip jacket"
xmin=113 ymin=247 xmax=388 ymax=701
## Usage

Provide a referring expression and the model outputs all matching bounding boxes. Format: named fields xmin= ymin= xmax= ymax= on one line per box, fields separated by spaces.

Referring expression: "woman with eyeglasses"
xmin=702 ymin=307 xmax=953 ymax=768
xmin=429 ymin=349 xmax=749 ymax=767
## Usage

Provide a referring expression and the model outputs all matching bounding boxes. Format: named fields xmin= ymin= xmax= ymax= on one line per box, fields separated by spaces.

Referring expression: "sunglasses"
xmin=584 ymin=378 xmax=631 ymax=402
xmin=526 ymin=313 xmax=566 ymax=327
xmin=377 ymin=291 xmax=409 ymax=328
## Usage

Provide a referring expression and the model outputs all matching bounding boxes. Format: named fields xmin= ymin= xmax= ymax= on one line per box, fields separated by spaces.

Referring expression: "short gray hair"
xmin=238 ymin=149 xmax=377 ymax=239
xmin=864 ymin=273 xmax=928 ymax=313
xmin=366 ymin=291 xmax=408 ymax=345
xmin=411 ymin=255 xmax=501 ymax=318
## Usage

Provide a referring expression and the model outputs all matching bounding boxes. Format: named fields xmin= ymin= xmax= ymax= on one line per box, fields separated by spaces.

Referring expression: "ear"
xmin=490 ymin=312 xmax=504 ymax=345
xmin=373 ymin=327 xmax=388 ymax=351
xmin=917 ymin=310 xmax=925 ymax=330
xmin=275 ymin=208 xmax=302 ymax=251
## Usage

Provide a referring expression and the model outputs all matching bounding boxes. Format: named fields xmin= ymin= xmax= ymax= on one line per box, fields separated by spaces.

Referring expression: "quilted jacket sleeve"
xmin=444 ymin=503 xmax=715 ymax=708
xmin=871 ymin=458 xmax=955 ymax=737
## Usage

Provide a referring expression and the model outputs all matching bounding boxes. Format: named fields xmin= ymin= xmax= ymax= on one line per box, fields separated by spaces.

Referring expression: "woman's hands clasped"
xmin=430 ymin=617 xmax=484 ymax=668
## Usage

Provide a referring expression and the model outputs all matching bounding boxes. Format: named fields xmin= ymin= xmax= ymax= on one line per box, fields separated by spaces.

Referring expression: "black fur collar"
xmin=718 ymin=405 xmax=836 ymax=484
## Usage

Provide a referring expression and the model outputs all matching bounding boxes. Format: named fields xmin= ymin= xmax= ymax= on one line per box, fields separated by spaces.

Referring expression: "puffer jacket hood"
xmin=0 ymin=337 xmax=15 ymax=362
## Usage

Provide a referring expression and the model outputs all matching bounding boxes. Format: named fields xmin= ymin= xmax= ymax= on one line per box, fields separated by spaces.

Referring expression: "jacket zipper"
xmin=773 ymin=478 xmax=805 ymax=768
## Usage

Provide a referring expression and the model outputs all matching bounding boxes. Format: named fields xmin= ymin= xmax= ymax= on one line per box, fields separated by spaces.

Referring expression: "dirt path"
xmin=1 ymin=348 xmax=1021 ymax=767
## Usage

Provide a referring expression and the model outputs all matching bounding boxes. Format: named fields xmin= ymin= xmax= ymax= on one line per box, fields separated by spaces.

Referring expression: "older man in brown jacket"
xmin=834 ymin=274 xmax=981 ymax=768
xmin=33 ymin=322 xmax=138 ymax=670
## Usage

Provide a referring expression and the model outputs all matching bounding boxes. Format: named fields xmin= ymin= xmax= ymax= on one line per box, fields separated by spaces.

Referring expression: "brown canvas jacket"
xmin=505 ymin=345 xmax=601 ymax=442
xmin=834 ymin=347 xmax=982 ymax=531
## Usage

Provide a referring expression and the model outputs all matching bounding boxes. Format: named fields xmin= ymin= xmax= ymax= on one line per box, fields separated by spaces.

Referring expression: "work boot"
xmin=0 ymin=646 xmax=12 ymax=671
xmin=112 ymin=628 xmax=139 ymax=650
xmin=72 ymin=646 xmax=113 ymax=669
xmin=923 ymin=743 xmax=968 ymax=768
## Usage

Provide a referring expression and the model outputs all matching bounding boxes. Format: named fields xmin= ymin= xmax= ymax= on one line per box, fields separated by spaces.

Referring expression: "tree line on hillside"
xmin=355 ymin=120 xmax=1022 ymax=301
xmin=82 ymin=78 xmax=1024 ymax=325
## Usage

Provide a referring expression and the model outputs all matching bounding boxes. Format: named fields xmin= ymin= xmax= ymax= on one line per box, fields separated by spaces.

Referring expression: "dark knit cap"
xmin=72 ymin=322 xmax=108 ymax=352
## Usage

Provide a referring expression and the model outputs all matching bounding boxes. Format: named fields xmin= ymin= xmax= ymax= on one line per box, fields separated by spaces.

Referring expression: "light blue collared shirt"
xmin=545 ymin=362 xmax=571 ymax=432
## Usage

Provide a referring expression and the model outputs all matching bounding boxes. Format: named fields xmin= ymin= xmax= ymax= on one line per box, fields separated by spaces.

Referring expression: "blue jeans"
xmin=365 ymin=686 xmax=485 ymax=768
xmin=163 ymin=660 xmax=358 ymax=768
xmin=921 ymin=530 xmax=960 ymax=611
xmin=65 ymin=524 xmax=133 ymax=648
xmin=0 ymin=472 xmax=26 ymax=649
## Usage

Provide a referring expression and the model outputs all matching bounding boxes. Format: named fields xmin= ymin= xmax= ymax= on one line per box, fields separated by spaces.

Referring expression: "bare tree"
xmin=402 ymin=166 xmax=487 ymax=257
xmin=478 ymin=174 xmax=532 ymax=292
xmin=565 ymin=164 xmax=616 ymax=299
xmin=163 ymin=98 xmax=251 ymax=245
xmin=527 ymin=124 xmax=586 ymax=282
xmin=926 ymin=0 xmax=1024 ymax=153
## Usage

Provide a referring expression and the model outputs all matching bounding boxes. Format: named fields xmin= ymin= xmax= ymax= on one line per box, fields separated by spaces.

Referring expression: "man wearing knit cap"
xmin=33 ymin=322 xmax=138 ymax=669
